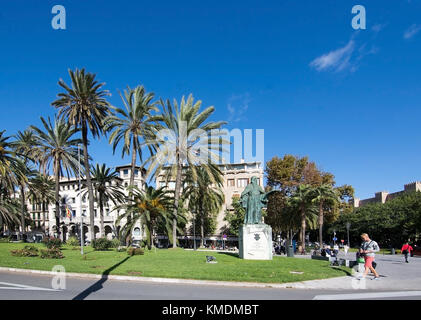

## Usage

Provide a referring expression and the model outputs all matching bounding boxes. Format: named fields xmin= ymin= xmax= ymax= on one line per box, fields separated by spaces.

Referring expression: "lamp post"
xmin=346 ymin=222 xmax=351 ymax=247
xmin=78 ymin=144 xmax=83 ymax=255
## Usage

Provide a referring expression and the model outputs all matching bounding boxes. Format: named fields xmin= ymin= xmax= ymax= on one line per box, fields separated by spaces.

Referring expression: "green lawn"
xmin=0 ymin=243 xmax=351 ymax=284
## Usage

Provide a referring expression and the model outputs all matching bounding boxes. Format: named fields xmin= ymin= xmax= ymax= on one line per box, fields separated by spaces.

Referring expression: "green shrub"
xmin=0 ymin=238 xmax=10 ymax=243
xmin=111 ymin=238 xmax=121 ymax=249
xmin=10 ymin=245 xmax=39 ymax=257
xmin=40 ymin=247 xmax=64 ymax=259
xmin=127 ymin=247 xmax=144 ymax=256
xmin=91 ymin=237 xmax=112 ymax=251
xmin=43 ymin=237 xmax=62 ymax=249
xmin=67 ymin=236 xmax=79 ymax=247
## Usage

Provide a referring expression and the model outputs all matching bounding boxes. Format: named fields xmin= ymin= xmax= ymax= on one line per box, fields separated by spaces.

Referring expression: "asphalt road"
xmin=1 ymin=252 xmax=420 ymax=300
xmin=0 ymin=270 xmax=421 ymax=300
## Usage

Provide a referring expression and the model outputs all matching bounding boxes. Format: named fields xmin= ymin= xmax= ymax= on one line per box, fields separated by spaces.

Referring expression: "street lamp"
xmin=346 ymin=222 xmax=351 ymax=247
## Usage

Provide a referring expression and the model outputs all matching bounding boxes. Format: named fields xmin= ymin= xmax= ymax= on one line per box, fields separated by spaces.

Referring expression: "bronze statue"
xmin=240 ymin=176 xmax=275 ymax=224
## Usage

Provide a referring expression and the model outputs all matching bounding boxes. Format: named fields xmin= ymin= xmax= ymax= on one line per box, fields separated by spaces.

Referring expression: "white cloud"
xmin=227 ymin=93 xmax=251 ymax=122
xmin=403 ymin=24 xmax=421 ymax=39
xmin=309 ymin=40 xmax=355 ymax=72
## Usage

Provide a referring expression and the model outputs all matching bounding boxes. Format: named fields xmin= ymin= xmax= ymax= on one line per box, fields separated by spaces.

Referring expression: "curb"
xmin=0 ymin=266 xmax=351 ymax=290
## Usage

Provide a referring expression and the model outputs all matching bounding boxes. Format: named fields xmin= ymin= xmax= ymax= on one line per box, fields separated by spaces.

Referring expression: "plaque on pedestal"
xmin=239 ymin=223 xmax=273 ymax=260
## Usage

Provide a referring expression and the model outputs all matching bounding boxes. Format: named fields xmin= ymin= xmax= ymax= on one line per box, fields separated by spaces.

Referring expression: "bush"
xmin=0 ymin=238 xmax=10 ymax=243
xmin=43 ymin=237 xmax=62 ymax=249
xmin=111 ymin=238 xmax=121 ymax=249
xmin=40 ymin=247 xmax=64 ymax=259
xmin=127 ymin=247 xmax=144 ymax=256
xmin=91 ymin=238 xmax=112 ymax=251
xmin=10 ymin=245 xmax=39 ymax=257
xmin=67 ymin=236 xmax=79 ymax=247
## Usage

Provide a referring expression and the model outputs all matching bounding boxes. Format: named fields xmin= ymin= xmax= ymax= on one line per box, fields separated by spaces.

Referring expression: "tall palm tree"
xmin=31 ymin=116 xmax=81 ymax=239
xmin=144 ymin=94 xmax=227 ymax=247
xmin=0 ymin=131 xmax=25 ymax=195
xmin=12 ymin=129 xmax=42 ymax=237
xmin=80 ymin=163 xmax=125 ymax=238
xmin=52 ymin=68 xmax=111 ymax=241
xmin=183 ymin=165 xmax=224 ymax=247
xmin=290 ymin=184 xmax=314 ymax=252
xmin=311 ymin=184 xmax=339 ymax=246
xmin=104 ymin=86 xmax=157 ymax=188
xmin=116 ymin=185 xmax=174 ymax=249
xmin=28 ymin=174 xmax=55 ymax=233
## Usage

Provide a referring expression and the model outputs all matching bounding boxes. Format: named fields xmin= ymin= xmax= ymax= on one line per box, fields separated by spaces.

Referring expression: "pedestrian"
xmin=401 ymin=242 xmax=413 ymax=263
xmin=359 ymin=233 xmax=381 ymax=280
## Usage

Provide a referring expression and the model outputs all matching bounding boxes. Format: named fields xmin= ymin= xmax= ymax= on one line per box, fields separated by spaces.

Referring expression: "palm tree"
xmin=144 ymin=94 xmax=227 ymax=247
xmin=52 ymin=68 xmax=111 ymax=241
xmin=0 ymin=131 xmax=25 ymax=195
xmin=0 ymin=131 xmax=23 ymax=235
xmin=28 ymin=174 xmax=55 ymax=233
xmin=311 ymin=184 xmax=339 ymax=246
xmin=290 ymin=184 xmax=315 ymax=252
xmin=12 ymin=129 xmax=42 ymax=238
xmin=31 ymin=116 xmax=81 ymax=239
xmin=104 ymin=86 xmax=157 ymax=189
xmin=184 ymin=165 xmax=224 ymax=247
xmin=116 ymin=185 xmax=174 ymax=249
xmin=80 ymin=163 xmax=125 ymax=237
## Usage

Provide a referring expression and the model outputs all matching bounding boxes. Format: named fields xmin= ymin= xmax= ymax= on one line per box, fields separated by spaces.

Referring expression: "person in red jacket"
xmin=401 ymin=242 xmax=413 ymax=263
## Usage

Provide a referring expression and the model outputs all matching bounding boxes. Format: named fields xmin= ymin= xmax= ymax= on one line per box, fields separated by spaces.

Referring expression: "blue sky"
xmin=1 ymin=0 xmax=421 ymax=199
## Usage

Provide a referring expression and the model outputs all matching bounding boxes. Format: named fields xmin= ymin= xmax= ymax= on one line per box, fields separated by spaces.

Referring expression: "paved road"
xmin=0 ymin=253 xmax=420 ymax=300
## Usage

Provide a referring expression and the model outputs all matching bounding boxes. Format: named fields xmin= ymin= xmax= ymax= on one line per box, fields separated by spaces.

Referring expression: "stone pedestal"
xmin=239 ymin=223 xmax=273 ymax=260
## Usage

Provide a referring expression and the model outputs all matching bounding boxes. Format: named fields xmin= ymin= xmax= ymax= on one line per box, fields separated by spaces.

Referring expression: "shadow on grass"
xmin=217 ymin=252 xmax=240 ymax=259
xmin=329 ymin=266 xmax=353 ymax=277
xmin=72 ymin=256 xmax=131 ymax=300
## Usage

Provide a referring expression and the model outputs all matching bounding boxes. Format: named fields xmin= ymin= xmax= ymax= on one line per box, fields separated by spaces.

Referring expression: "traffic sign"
xmin=333 ymin=237 xmax=337 ymax=241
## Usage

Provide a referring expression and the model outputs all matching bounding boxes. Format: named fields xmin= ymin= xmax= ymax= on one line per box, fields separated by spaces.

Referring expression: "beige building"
xmin=28 ymin=164 xmax=146 ymax=242
xmin=353 ymin=181 xmax=421 ymax=208
xmin=155 ymin=160 xmax=264 ymax=241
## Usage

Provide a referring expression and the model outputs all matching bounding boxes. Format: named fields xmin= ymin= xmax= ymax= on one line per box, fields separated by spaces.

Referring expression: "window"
xmin=123 ymin=169 xmax=129 ymax=177
xmin=72 ymin=210 xmax=76 ymax=217
xmin=237 ymin=178 xmax=248 ymax=188
xmin=135 ymin=169 xmax=139 ymax=176
xmin=72 ymin=198 xmax=76 ymax=204
xmin=133 ymin=228 xmax=141 ymax=236
xmin=159 ymin=181 xmax=166 ymax=188
xmin=168 ymin=181 xmax=175 ymax=189
xmin=106 ymin=209 xmax=110 ymax=216
xmin=227 ymin=179 xmax=235 ymax=187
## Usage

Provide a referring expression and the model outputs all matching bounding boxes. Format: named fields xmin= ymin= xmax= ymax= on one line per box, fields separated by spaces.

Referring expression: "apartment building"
xmin=155 ymin=160 xmax=264 ymax=242
xmin=29 ymin=165 xmax=146 ymax=242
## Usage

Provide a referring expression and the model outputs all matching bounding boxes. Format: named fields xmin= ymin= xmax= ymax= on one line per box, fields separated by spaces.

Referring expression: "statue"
xmin=240 ymin=176 xmax=275 ymax=224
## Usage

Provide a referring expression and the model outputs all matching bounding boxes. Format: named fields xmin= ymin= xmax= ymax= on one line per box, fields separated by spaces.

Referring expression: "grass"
xmin=0 ymin=243 xmax=351 ymax=284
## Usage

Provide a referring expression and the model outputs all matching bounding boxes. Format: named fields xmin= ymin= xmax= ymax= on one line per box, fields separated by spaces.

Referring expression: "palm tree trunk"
xmin=318 ymin=201 xmax=324 ymax=246
xmin=172 ymin=160 xmax=182 ymax=248
xmin=19 ymin=185 xmax=26 ymax=240
xmin=42 ymin=201 xmax=46 ymax=233
xmin=129 ymin=135 xmax=137 ymax=188
xmin=99 ymin=193 xmax=105 ymax=238
xmin=81 ymin=123 xmax=96 ymax=242
xmin=300 ymin=206 xmax=306 ymax=252
xmin=200 ymin=215 xmax=205 ymax=248
xmin=54 ymin=157 xmax=61 ymax=239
